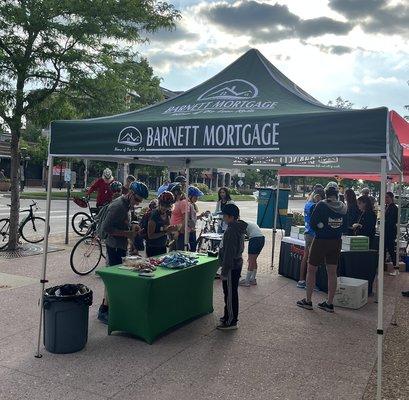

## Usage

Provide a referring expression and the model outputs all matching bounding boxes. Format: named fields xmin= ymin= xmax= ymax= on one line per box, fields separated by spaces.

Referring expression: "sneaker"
xmin=318 ymin=301 xmax=334 ymax=313
xmin=297 ymin=280 xmax=306 ymax=289
xmin=97 ymin=309 xmax=109 ymax=325
xmin=249 ymin=279 xmax=257 ymax=286
xmin=216 ymin=323 xmax=238 ymax=331
xmin=296 ymin=298 xmax=313 ymax=310
xmin=239 ymin=279 xmax=250 ymax=287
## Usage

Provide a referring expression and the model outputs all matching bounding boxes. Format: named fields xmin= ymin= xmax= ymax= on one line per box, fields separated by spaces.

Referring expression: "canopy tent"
xmin=40 ymin=48 xmax=402 ymax=400
xmin=277 ymin=110 xmax=409 ymax=181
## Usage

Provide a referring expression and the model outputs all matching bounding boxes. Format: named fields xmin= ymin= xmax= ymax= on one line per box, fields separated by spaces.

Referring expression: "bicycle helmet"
xmin=129 ymin=181 xmax=149 ymax=199
xmin=158 ymin=191 xmax=175 ymax=206
xmin=102 ymin=168 xmax=113 ymax=179
xmin=110 ymin=180 xmax=123 ymax=193
xmin=175 ymin=175 xmax=187 ymax=183
xmin=188 ymin=186 xmax=204 ymax=198
xmin=168 ymin=182 xmax=182 ymax=195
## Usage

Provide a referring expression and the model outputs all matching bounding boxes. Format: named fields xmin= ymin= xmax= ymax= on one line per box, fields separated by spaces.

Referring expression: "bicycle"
xmin=0 ymin=201 xmax=50 ymax=250
xmin=70 ymin=206 xmax=143 ymax=275
xmin=196 ymin=213 xmax=221 ymax=253
xmin=70 ymin=227 xmax=105 ymax=276
xmin=71 ymin=197 xmax=100 ymax=237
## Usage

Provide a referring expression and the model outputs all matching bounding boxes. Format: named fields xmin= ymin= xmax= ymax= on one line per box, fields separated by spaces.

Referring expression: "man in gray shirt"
xmin=98 ymin=181 xmax=148 ymax=324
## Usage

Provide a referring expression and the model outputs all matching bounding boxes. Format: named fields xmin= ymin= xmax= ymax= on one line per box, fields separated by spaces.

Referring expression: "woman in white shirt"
xmin=239 ymin=221 xmax=265 ymax=287
xmin=214 ymin=187 xmax=235 ymax=233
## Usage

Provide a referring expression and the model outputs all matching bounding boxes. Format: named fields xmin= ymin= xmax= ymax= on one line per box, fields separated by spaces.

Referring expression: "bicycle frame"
xmin=18 ymin=203 xmax=37 ymax=230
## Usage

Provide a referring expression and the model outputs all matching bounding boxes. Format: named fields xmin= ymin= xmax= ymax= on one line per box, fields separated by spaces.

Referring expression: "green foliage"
xmin=194 ymin=183 xmax=211 ymax=195
xmin=291 ymin=212 xmax=304 ymax=226
xmin=327 ymin=96 xmax=354 ymax=109
xmin=0 ymin=0 xmax=180 ymax=248
xmin=239 ymin=169 xmax=276 ymax=188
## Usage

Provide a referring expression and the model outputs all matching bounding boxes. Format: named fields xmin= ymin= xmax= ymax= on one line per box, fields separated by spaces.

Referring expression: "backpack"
xmin=139 ymin=209 xmax=153 ymax=239
xmin=94 ymin=204 xmax=110 ymax=239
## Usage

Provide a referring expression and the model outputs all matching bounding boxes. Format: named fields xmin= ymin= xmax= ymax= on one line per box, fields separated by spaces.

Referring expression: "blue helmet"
xmin=188 ymin=186 xmax=204 ymax=198
xmin=129 ymin=181 xmax=149 ymax=199
xmin=109 ymin=180 xmax=122 ymax=193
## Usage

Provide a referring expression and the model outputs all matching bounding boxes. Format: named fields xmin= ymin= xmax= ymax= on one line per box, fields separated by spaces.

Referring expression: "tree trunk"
xmin=8 ymin=126 xmax=21 ymax=250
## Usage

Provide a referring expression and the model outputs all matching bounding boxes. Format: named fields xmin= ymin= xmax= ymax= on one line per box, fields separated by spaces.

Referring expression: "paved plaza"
xmin=0 ymin=201 xmax=408 ymax=399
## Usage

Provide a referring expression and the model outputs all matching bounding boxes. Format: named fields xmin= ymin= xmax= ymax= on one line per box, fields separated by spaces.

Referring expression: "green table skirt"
xmin=97 ymin=254 xmax=219 ymax=344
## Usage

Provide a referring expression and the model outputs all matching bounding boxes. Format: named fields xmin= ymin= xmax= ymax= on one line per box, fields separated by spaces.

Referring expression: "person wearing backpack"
xmin=97 ymin=181 xmax=149 ymax=324
xmin=146 ymin=191 xmax=179 ymax=257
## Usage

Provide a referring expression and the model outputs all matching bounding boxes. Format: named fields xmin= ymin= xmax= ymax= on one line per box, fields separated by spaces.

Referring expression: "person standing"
xmin=214 ymin=187 xmax=235 ymax=233
xmin=344 ymin=188 xmax=360 ymax=236
xmin=217 ymin=204 xmax=247 ymax=330
xmin=361 ymin=187 xmax=376 ymax=208
xmin=86 ymin=168 xmax=114 ymax=208
xmin=184 ymin=186 xmax=207 ymax=252
xmin=297 ymin=182 xmax=347 ymax=313
xmin=121 ymin=175 xmax=136 ymax=195
xmin=385 ymin=191 xmax=398 ymax=266
xmin=353 ymin=196 xmax=377 ymax=249
xmin=297 ymin=187 xmax=325 ymax=289
xmin=239 ymin=221 xmax=265 ymax=287
xmin=146 ymin=191 xmax=178 ymax=257
xmin=97 ymin=181 xmax=149 ymax=324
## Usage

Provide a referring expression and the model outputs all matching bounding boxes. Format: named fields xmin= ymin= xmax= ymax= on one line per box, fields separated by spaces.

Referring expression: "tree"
xmin=327 ymin=96 xmax=354 ymax=109
xmin=0 ymin=0 xmax=179 ymax=249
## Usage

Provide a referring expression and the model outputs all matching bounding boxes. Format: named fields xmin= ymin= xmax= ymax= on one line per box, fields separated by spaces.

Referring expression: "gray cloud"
xmin=201 ymin=1 xmax=353 ymax=43
xmin=149 ymin=25 xmax=199 ymax=44
xmin=328 ymin=0 xmax=409 ymax=37
xmin=149 ymin=46 xmax=250 ymax=69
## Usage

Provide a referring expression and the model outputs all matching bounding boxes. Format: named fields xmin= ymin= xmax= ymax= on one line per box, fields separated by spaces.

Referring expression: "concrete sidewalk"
xmin=0 ymin=233 xmax=404 ymax=400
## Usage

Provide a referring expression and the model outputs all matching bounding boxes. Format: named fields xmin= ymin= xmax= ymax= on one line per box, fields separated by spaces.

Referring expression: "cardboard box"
xmin=342 ymin=235 xmax=369 ymax=244
xmin=290 ymin=226 xmax=305 ymax=238
xmin=333 ymin=277 xmax=368 ymax=309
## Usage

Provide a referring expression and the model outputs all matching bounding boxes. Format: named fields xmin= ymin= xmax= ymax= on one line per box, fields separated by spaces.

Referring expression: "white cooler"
xmin=333 ymin=277 xmax=368 ymax=309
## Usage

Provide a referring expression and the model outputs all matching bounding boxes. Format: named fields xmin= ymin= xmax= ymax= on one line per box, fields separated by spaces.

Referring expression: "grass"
xmin=17 ymin=191 xmax=256 ymax=202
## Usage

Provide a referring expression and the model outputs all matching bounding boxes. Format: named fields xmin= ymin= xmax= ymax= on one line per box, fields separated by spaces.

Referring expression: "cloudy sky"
xmin=141 ymin=0 xmax=409 ymax=116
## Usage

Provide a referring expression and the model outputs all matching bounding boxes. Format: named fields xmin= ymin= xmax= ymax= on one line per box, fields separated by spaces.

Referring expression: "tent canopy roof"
xmin=50 ymin=49 xmax=401 ymax=172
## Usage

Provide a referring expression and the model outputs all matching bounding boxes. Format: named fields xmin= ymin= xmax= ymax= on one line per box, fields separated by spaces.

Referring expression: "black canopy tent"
xmin=39 ymin=49 xmax=402 ymax=399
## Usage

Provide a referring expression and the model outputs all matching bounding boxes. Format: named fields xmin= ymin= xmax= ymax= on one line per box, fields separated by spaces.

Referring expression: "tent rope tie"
xmin=377 ymin=329 xmax=384 ymax=335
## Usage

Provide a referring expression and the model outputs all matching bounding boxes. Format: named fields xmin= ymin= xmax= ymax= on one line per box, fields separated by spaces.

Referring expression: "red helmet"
xmin=158 ymin=191 xmax=175 ymax=206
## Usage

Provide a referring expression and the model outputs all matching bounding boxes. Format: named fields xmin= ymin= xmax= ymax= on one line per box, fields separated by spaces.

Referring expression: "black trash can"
xmin=43 ymin=284 xmax=93 ymax=354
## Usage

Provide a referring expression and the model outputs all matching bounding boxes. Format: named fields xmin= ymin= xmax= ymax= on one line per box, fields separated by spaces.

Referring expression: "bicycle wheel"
xmin=0 ymin=218 xmax=10 ymax=250
xmin=72 ymin=212 xmax=93 ymax=236
xmin=70 ymin=235 xmax=103 ymax=275
xmin=20 ymin=217 xmax=48 ymax=243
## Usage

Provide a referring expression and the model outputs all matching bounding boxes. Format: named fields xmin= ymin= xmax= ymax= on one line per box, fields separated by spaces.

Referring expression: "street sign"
xmin=238 ymin=179 xmax=244 ymax=187
xmin=64 ymin=168 xmax=71 ymax=182
xmin=238 ymin=172 xmax=245 ymax=178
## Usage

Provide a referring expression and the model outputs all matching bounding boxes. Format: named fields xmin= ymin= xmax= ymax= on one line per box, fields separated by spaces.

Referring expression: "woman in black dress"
xmin=344 ymin=188 xmax=360 ymax=236
xmin=353 ymin=195 xmax=377 ymax=249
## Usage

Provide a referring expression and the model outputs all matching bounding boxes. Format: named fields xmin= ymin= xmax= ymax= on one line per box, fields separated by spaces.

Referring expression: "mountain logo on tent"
xmin=117 ymin=126 xmax=143 ymax=146
xmin=197 ymin=79 xmax=258 ymax=101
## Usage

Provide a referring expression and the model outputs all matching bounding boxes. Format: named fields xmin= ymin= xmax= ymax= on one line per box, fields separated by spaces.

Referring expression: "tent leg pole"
xmin=376 ymin=157 xmax=387 ymax=400
xmin=391 ymin=173 xmax=403 ymax=327
xmin=35 ymin=155 xmax=54 ymax=359
xmin=271 ymin=173 xmax=280 ymax=270
xmin=184 ymin=165 xmax=190 ymax=251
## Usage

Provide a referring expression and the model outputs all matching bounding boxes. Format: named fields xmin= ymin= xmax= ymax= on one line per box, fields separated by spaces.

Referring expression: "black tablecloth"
xmin=278 ymin=240 xmax=378 ymax=294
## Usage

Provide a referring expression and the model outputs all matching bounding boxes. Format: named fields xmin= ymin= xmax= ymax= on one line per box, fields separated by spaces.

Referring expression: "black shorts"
xmin=248 ymin=236 xmax=265 ymax=255
xmin=308 ymin=238 xmax=342 ymax=266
